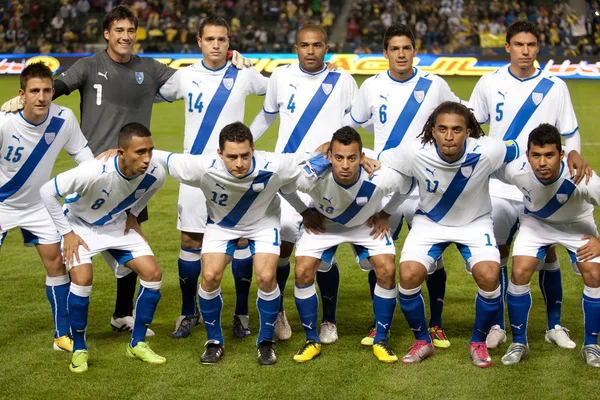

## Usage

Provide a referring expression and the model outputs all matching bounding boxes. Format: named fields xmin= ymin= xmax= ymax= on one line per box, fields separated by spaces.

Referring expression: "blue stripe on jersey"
xmin=503 ymin=140 xmax=520 ymax=163
xmin=92 ymin=174 xmax=158 ymax=226
xmin=218 ymin=170 xmax=274 ymax=228
xmin=503 ymin=78 xmax=554 ymax=141
xmin=0 ymin=117 xmax=65 ymax=202
xmin=418 ymin=153 xmax=482 ymax=222
xmin=190 ymin=66 xmax=239 ymax=155
xmin=330 ymin=180 xmax=377 ymax=225
xmin=523 ymin=179 xmax=577 ymax=218
xmin=282 ymin=72 xmax=341 ymax=154
xmin=382 ymin=77 xmax=433 ymax=152
xmin=305 ymin=154 xmax=331 ymax=176
xmin=64 ymin=194 xmax=81 ymax=204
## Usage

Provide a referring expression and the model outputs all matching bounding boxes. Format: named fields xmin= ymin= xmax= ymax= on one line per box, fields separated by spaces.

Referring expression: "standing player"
xmin=157 ymin=15 xmax=268 ymax=339
xmin=469 ymin=20 xmax=582 ymax=349
xmin=0 ymin=62 xmax=93 ymax=352
xmin=39 ymin=123 xmax=166 ymax=373
xmin=249 ymin=24 xmax=358 ymax=343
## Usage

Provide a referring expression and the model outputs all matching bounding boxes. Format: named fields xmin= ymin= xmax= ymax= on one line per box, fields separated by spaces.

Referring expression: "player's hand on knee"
xmin=228 ymin=50 xmax=253 ymax=69
xmin=125 ymin=213 xmax=147 ymax=241
xmin=577 ymin=234 xmax=600 ymax=262
xmin=96 ymin=148 xmax=118 ymax=161
xmin=567 ymin=150 xmax=592 ymax=184
xmin=62 ymin=231 xmax=90 ymax=268
xmin=368 ymin=210 xmax=391 ymax=240
xmin=361 ymin=157 xmax=381 ymax=176
xmin=301 ymin=209 xmax=325 ymax=235
xmin=0 ymin=96 xmax=24 ymax=112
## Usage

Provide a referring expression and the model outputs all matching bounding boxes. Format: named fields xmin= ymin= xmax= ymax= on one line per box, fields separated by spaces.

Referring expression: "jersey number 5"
xmin=495 ymin=102 xmax=504 ymax=122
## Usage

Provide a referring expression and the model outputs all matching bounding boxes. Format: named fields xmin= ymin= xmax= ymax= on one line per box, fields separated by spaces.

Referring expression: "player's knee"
xmin=510 ymin=265 xmax=533 ymax=285
xmin=146 ymin=267 xmax=162 ymax=282
xmin=581 ymin=264 xmax=600 ymax=287
xmin=473 ymin=263 xmax=500 ymax=290
xmin=399 ymin=263 xmax=426 ymax=289
xmin=201 ymin=269 xmax=222 ymax=289
xmin=295 ymin=265 xmax=316 ymax=286
xmin=254 ymin=267 xmax=276 ymax=287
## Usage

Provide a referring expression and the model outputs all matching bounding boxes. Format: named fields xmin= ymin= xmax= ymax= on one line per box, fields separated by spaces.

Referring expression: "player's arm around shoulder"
xmin=378 ymin=141 xmax=417 ymax=176
xmin=577 ymin=170 xmax=600 ymax=207
xmin=481 ymin=136 xmax=520 ymax=172
xmin=154 ymin=150 xmax=207 ymax=188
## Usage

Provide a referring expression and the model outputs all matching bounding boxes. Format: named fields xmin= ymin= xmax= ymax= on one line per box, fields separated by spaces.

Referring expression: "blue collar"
xmin=387 ymin=67 xmax=417 ymax=83
xmin=333 ymin=167 xmax=362 ymax=189
xmin=19 ymin=109 xmax=49 ymax=126
xmin=201 ymin=60 xmax=228 ymax=72
xmin=507 ymin=66 xmax=542 ymax=82
xmin=113 ymin=155 xmax=139 ymax=181
xmin=534 ymin=161 xmax=565 ymax=186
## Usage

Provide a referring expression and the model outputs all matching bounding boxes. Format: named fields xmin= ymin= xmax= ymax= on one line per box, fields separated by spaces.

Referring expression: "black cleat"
xmin=233 ymin=314 xmax=251 ymax=338
xmin=257 ymin=341 xmax=277 ymax=366
xmin=201 ymin=341 xmax=224 ymax=364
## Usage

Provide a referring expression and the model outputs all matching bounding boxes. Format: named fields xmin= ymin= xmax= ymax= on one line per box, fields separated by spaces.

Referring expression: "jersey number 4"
xmin=187 ymin=93 xmax=204 ymax=113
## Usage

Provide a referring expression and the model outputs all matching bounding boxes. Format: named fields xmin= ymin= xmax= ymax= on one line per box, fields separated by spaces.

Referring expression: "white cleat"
xmin=319 ymin=321 xmax=338 ymax=344
xmin=111 ymin=316 xmax=155 ymax=337
xmin=501 ymin=342 xmax=530 ymax=365
xmin=545 ymin=324 xmax=576 ymax=349
xmin=486 ymin=324 xmax=507 ymax=349
xmin=274 ymin=311 xmax=292 ymax=341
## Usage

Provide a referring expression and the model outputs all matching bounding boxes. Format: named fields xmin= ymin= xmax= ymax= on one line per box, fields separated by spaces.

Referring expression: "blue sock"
xmin=294 ymin=284 xmax=320 ymax=343
xmin=45 ymin=275 xmax=70 ymax=338
xmin=199 ymin=286 xmax=224 ymax=344
xmin=316 ymin=262 xmax=339 ymax=324
xmin=232 ymin=246 xmax=253 ymax=316
xmin=373 ymin=284 xmax=397 ymax=343
xmin=539 ymin=263 xmax=562 ymax=330
xmin=583 ymin=286 xmax=600 ymax=346
xmin=276 ymin=259 xmax=290 ymax=312
xmin=256 ymin=287 xmax=280 ymax=345
xmin=426 ymin=265 xmax=446 ymax=328
xmin=471 ymin=287 xmax=502 ymax=343
xmin=368 ymin=270 xmax=377 ymax=300
xmin=506 ymin=282 xmax=532 ymax=345
xmin=68 ymin=284 xmax=92 ymax=352
xmin=398 ymin=286 xmax=430 ymax=342
xmin=178 ymin=248 xmax=201 ymax=317
xmin=131 ymin=280 xmax=162 ymax=347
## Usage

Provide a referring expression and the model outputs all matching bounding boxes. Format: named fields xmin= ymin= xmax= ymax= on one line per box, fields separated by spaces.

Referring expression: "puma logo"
xmin=302 ymin=322 xmax=313 ymax=330
xmin=98 ymin=71 xmax=108 ymax=80
xmin=377 ymin=321 xmax=389 ymax=329
xmin=511 ymin=324 xmax=523 ymax=330
xmin=204 ymin=320 xmax=217 ymax=326
xmin=497 ymin=91 xmax=507 ymax=99
xmin=11 ymin=134 xmax=21 ymax=143
xmin=289 ymin=83 xmax=298 ymax=90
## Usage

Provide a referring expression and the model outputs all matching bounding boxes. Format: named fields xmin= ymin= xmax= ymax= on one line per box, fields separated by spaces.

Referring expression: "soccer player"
xmin=0 ymin=62 xmax=93 ymax=352
xmin=157 ymin=15 xmax=268 ymax=339
xmin=494 ymin=124 xmax=600 ymax=367
xmin=39 ymin=122 xmax=166 ymax=373
xmin=380 ymin=101 xmax=520 ymax=368
xmin=250 ymin=24 xmax=358 ymax=343
xmin=469 ymin=20 xmax=582 ymax=349
xmin=280 ymin=127 xmax=414 ymax=363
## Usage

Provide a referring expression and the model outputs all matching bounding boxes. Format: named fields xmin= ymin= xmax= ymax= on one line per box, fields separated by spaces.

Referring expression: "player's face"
xmin=104 ymin=18 xmax=136 ymax=62
xmin=506 ymin=32 xmax=539 ymax=73
xmin=119 ymin=136 xmax=154 ymax=177
xmin=198 ymin=25 xmax=230 ymax=69
xmin=328 ymin=140 xmax=364 ymax=185
xmin=431 ymin=113 xmax=471 ymax=162
xmin=384 ymin=36 xmax=416 ymax=81
xmin=527 ymin=143 xmax=564 ymax=183
xmin=294 ymin=29 xmax=328 ymax=73
xmin=218 ymin=140 xmax=254 ymax=178
xmin=19 ymin=77 xmax=54 ymax=122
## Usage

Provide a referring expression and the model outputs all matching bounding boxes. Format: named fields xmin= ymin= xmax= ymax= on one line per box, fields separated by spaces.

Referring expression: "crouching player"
xmin=496 ymin=124 xmax=600 ymax=367
xmin=40 ymin=123 xmax=166 ymax=373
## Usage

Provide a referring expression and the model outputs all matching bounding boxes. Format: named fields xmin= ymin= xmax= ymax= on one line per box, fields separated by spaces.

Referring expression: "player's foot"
xmin=293 ymin=340 xmax=321 ymax=363
xmin=233 ymin=314 xmax=251 ymax=338
xmin=361 ymin=325 xmax=376 ymax=346
xmin=401 ymin=340 xmax=434 ymax=364
xmin=53 ymin=333 xmax=73 ymax=352
xmin=373 ymin=340 xmax=398 ymax=363
xmin=127 ymin=342 xmax=166 ymax=365
xmin=172 ymin=314 xmax=201 ymax=339
xmin=501 ymin=343 xmax=530 ymax=365
xmin=274 ymin=311 xmax=292 ymax=341
xmin=201 ymin=341 xmax=224 ymax=364
xmin=319 ymin=321 xmax=338 ymax=344
xmin=69 ymin=350 xmax=89 ymax=374
xmin=580 ymin=344 xmax=600 ymax=368
xmin=429 ymin=326 xmax=450 ymax=349
xmin=486 ymin=324 xmax=507 ymax=349
xmin=545 ymin=325 xmax=576 ymax=349
xmin=469 ymin=342 xmax=492 ymax=368
xmin=111 ymin=315 xmax=155 ymax=337
xmin=257 ymin=341 xmax=277 ymax=366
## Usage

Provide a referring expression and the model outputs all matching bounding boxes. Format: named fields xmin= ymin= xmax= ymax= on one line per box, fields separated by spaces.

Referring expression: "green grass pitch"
xmin=0 ymin=74 xmax=599 ymax=399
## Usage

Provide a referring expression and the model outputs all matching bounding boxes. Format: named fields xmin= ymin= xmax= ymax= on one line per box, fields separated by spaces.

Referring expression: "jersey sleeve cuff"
xmin=157 ymin=90 xmax=173 ymax=103
xmin=561 ymin=126 xmax=579 ymax=137
xmin=262 ymin=107 xmax=279 ymax=115
xmin=350 ymin=111 xmax=368 ymax=125
xmin=54 ymin=177 xmax=63 ymax=197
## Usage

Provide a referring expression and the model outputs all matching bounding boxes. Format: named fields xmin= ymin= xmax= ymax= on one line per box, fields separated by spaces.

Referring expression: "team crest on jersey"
xmin=321 ymin=83 xmax=333 ymax=95
xmin=460 ymin=165 xmax=473 ymax=178
xmin=532 ymin=92 xmax=544 ymax=106
xmin=135 ymin=189 xmax=146 ymax=199
xmin=223 ymin=78 xmax=234 ymax=90
xmin=356 ymin=196 xmax=368 ymax=206
xmin=556 ymin=193 xmax=568 ymax=204
xmin=135 ymin=72 xmax=144 ymax=84
xmin=252 ymin=183 xmax=265 ymax=192
xmin=44 ymin=131 xmax=56 ymax=144
xmin=414 ymin=90 xmax=425 ymax=103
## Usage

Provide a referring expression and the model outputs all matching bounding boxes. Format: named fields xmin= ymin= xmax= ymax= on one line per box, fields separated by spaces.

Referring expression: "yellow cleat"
xmin=361 ymin=325 xmax=376 ymax=347
xmin=293 ymin=340 xmax=321 ymax=363
xmin=53 ymin=334 xmax=74 ymax=352
xmin=126 ymin=342 xmax=166 ymax=365
xmin=373 ymin=340 xmax=398 ymax=363
xmin=69 ymin=350 xmax=89 ymax=374
xmin=429 ymin=326 xmax=450 ymax=349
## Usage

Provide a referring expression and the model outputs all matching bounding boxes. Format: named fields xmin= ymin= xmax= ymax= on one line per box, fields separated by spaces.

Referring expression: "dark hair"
xmin=219 ymin=122 xmax=254 ymax=151
xmin=419 ymin=101 xmax=484 ymax=145
xmin=119 ymin=122 xmax=151 ymax=147
xmin=383 ymin=23 xmax=415 ymax=50
xmin=506 ymin=20 xmax=540 ymax=45
xmin=103 ymin=5 xmax=138 ymax=33
xmin=198 ymin=14 xmax=230 ymax=38
xmin=296 ymin=24 xmax=328 ymax=44
xmin=20 ymin=62 xmax=53 ymax=90
xmin=527 ymin=123 xmax=562 ymax=152
xmin=330 ymin=126 xmax=363 ymax=153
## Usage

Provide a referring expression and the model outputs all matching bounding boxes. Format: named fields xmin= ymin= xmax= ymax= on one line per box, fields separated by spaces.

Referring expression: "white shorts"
xmin=279 ymin=192 xmax=309 ymax=244
xmin=491 ymin=196 xmax=523 ymax=246
xmin=202 ymin=215 xmax=281 ymax=256
xmin=512 ymin=214 xmax=600 ymax=273
xmin=0 ymin=203 xmax=60 ymax=246
xmin=401 ymin=214 xmax=500 ymax=274
xmin=400 ymin=194 xmax=419 ymax=229
xmin=177 ymin=183 xmax=207 ymax=233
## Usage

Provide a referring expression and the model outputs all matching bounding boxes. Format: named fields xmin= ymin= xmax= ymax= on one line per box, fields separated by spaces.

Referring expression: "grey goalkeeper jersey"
xmin=56 ymin=51 xmax=175 ymax=154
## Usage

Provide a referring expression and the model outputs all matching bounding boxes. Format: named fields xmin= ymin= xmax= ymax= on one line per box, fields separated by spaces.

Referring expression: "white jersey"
xmin=159 ymin=61 xmax=268 ymax=155
xmin=350 ymin=68 xmax=461 ymax=155
xmin=495 ymin=155 xmax=600 ymax=224
xmin=0 ymin=104 xmax=90 ymax=208
xmin=380 ymin=137 xmax=520 ymax=226
xmin=469 ymin=65 xmax=578 ymax=200
xmin=263 ymin=64 xmax=358 ymax=154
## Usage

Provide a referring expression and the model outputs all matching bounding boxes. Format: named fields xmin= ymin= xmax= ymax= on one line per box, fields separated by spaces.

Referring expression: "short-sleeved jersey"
xmin=160 ymin=150 xmax=306 ymax=228
xmin=263 ymin=64 xmax=358 ymax=154
xmin=53 ymin=156 xmax=165 ymax=229
xmin=56 ymin=51 xmax=175 ymax=154
xmin=380 ymin=137 xmax=520 ymax=226
xmin=0 ymin=104 xmax=89 ymax=208
xmin=495 ymin=155 xmax=600 ymax=224
xmin=350 ymin=68 xmax=461 ymax=155
xmin=158 ymin=61 xmax=268 ymax=155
